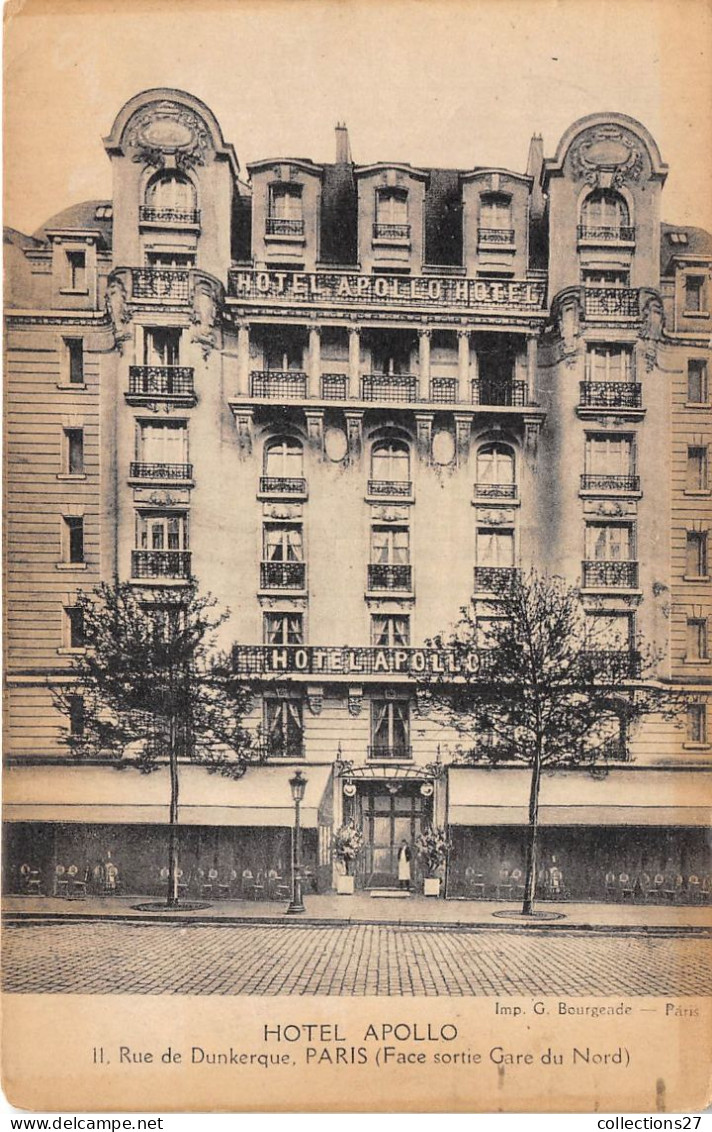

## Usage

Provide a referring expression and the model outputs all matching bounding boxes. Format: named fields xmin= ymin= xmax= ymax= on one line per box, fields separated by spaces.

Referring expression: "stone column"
xmin=418 ymin=328 xmax=431 ymax=401
xmin=348 ymin=326 xmax=361 ymax=399
xmin=237 ymin=322 xmax=250 ymax=396
xmin=308 ymin=325 xmax=321 ymax=399
xmin=458 ymin=330 xmax=471 ymax=403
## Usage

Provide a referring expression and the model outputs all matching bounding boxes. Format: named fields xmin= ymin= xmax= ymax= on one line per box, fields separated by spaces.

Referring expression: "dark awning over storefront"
xmin=3 ymin=763 xmax=333 ymax=828
xmin=447 ymin=767 xmax=712 ymax=826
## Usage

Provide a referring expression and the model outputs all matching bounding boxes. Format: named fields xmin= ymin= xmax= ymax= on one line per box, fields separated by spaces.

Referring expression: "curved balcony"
xmin=131 ymin=550 xmax=191 ymax=580
xmin=577 ymin=225 xmax=635 ymax=244
xmin=260 ymin=561 xmax=306 ymax=590
xmin=474 ymin=566 xmax=519 ymax=592
xmin=131 ymin=268 xmax=190 ymax=302
xmin=583 ymin=288 xmax=640 ymax=318
xmin=579 ymin=382 xmax=642 ymax=410
xmin=367 ymin=563 xmax=413 ymax=592
xmin=139 ymin=206 xmax=201 ymax=228
xmin=582 ymin=560 xmax=639 ymax=589
xmin=127 ymin=366 xmax=195 ymax=405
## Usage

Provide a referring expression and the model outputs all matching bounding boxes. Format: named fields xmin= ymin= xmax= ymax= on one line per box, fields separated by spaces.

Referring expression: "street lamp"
xmin=286 ymin=769 xmax=308 ymax=914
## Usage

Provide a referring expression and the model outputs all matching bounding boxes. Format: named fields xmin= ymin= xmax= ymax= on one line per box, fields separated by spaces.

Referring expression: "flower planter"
xmin=423 ymin=877 xmax=441 ymax=897
xmin=336 ymin=875 xmax=355 ymax=895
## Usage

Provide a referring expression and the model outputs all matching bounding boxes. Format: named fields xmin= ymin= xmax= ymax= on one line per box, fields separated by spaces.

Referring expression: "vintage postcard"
xmin=2 ymin=0 xmax=712 ymax=1114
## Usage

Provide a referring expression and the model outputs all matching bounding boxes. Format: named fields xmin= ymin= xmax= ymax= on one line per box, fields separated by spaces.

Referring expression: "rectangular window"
xmin=65 ymin=250 xmax=86 ymax=291
xmin=64 ymin=428 xmax=84 ymax=475
xmin=144 ymin=328 xmax=181 ymax=367
xmin=371 ymin=615 xmax=410 ymax=647
xmin=687 ymin=618 xmax=709 ymax=661
xmin=65 ymin=338 xmax=84 ymax=385
xmin=686 ymin=531 xmax=709 ymax=578
xmin=687 ymin=703 xmax=708 ymax=745
xmin=269 ymin=184 xmax=303 ymax=220
xmin=582 ymin=269 xmax=630 ymax=288
xmin=65 ymin=606 xmax=85 ymax=649
xmin=476 ymin=528 xmax=515 ymax=567
xmin=585 ymin=434 xmax=634 ymax=475
xmin=585 ymin=522 xmax=633 ymax=561
xmin=264 ymin=697 xmax=303 ymax=757
xmin=137 ymin=513 xmax=188 ymax=552
xmin=263 ymin=613 xmax=303 ymax=645
xmin=263 ymin=523 xmax=303 ymax=562
xmin=684 ymin=276 xmax=705 ymax=313
xmin=138 ymin=421 xmax=188 ymax=465
xmin=371 ymin=699 xmax=410 ymax=756
xmin=687 ymin=446 xmax=709 ymax=492
xmin=586 ymin=345 xmax=634 ymax=382
xmin=63 ymin=517 xmax=84 ymax=564
xmin=688 ymin=360 xmax=709 ymax=404
xmin=371 ymin=526 xmax=409 ymax=564
xmin=586 ymin=613 xmax=634 ymax=650
xmin=145 ymin=251 xmax=195 ymax=268
xmin=68 ymin=694 xmax=85 ymax=737
xmin=376 ymin=188 xmax=408 ymax=226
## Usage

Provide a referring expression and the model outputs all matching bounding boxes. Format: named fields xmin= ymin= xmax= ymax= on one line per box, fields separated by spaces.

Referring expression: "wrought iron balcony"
xmin=250 ymin=371 xmax=308 ymax=399
xmin=579 ymin=382 xmax=642 ymax=409
xmin=580 ymin=650 xmax=642 ymax=679
xmin=259 ymin=476 xmax=307 ymax=496
xmin=474 ymin=482 xmax=518 ymax=499
xmin=372 ymin=223 xmax=411 ymax=241
xmin=265 ymin=216 xmax=305 ymax=237
xmin=260 ymin=561 xmax=306 ymax=590
xmin=138 ymin=206 xmax=201 ymax=227
xmin=131 ymin=268 xmax=191 ymax=302
xmin=368 ymin=745 xmax=413 ymax=761
xmin=367 ymin=563 xmax=413 ymax=591
xmin=430 ymin=377 xmax=458 ymax=403
xmin=583 ymin=288 xmax=640 ymax=318
xmin=471 ymin=379 xmax=528 ymax=407
xmin=473 ymin=566 xmax=519 ymax=591
xmin=130 ymin=462 xmax=193 ymax=480
xmin=362 ymin=374 xmax=417 ymax=402
xmin=577 ymin=225 xmax=635 ymax=243
xmin=321 ymin=373 xmax=348 ymax=400
xmin=367 ymin=479 xmax=413 ymax=498
xmin=582 ymin=560 xmax=639 ymax=589
xmin=131 ymin=550 xmax=191 ymax=579
xmin=128 ymin=366 xmax=195 ymax=398
xmin=478 ymin=227 xmax=515 ymax=244
xmin=580 ymin=473 xmax=640 ymax=493
xmin=255 ymin=739 xmax=305 ymax=760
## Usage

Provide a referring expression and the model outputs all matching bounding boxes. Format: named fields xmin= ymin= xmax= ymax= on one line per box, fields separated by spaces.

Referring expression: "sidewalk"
xmin=4 ymin=891 xmax=711 ymax=932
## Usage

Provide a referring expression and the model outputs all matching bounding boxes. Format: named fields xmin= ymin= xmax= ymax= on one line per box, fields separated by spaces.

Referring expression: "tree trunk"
xmin=166 ymin=714 xmax=180 ymax=908
xmin=522 ymin=751 xmax=542 ymax=916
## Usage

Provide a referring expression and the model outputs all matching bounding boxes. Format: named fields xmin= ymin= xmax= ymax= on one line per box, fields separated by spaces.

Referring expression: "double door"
xmin=357 ymin=786 xmax=423 ymax=888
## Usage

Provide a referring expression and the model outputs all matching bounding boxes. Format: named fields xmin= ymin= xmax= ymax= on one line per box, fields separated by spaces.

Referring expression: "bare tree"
xmin=53 ymin=580 xmax=257 ymax=907
xmin=424 ymin=569 xmax=681 ymax=915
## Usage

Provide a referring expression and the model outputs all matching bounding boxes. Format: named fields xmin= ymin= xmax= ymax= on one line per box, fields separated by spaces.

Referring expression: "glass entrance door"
xmin=358 ymin=786 xmax=423 ymax=888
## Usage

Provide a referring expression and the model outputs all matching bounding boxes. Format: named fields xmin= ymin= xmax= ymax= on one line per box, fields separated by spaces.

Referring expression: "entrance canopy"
xmin=3 ymin=763 xmax=332 ymax=828
xmin=448 ymin=767 xmax=712 ymax=826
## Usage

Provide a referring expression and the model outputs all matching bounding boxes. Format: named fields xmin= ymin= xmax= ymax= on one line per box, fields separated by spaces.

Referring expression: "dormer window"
xmin=142 ymin=172 xmax=198 ymax=226
xmin=374 ymin=188 xmax=410 ymax=241
xmin=65 ymin=250 xmax=87 ymax=292
xmin=684 ymin=275 xmax=707 ymax=315
xmin=579 ymin=190 xmax=633 ymax=242
xmin=479 ymin=193 xmax=514 ymax=245
xmin=267 ymin=185 xmax=304 ymax=237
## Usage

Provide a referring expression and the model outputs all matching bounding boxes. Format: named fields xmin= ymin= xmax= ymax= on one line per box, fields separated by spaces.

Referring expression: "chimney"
xmin=335 ymin=122 xmax=352 ymax=165
xmin=526 ymin=132 xmax=545 ymax=220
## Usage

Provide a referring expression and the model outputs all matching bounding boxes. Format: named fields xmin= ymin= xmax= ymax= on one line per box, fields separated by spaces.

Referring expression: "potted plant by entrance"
xmin=332 ymin=822 xmax=364 ymax=895
xmin=415 ymin=826 xmax=451 ymax=897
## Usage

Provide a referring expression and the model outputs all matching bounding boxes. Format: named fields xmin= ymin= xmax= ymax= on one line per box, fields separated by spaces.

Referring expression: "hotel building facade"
xmin=4 ymin=89 xmax=711 ymax=899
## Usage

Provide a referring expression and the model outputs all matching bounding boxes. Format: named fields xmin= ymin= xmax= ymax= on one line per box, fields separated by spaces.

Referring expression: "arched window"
xmin=476 ymin=443 xmax=515 ymax=497
xmin=580 ymin=190 xmax=630 ymax=238
xmin=371 ymin=440 xmax=410 ymax=484
xmin=264 ymin=438 xmax=303 ymax=478
xmin=145 ymin=172 xmax=197 ymax=218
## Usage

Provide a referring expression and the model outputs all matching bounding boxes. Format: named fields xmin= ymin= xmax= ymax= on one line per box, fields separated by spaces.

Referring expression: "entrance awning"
xmin=448 ymin=767 xmax=712 ymax=827
xmin=3 ymin=763 xmax=333 ymax=828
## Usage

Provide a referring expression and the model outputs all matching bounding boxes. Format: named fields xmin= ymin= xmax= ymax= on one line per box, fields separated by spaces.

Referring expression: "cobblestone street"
xmin=4 ymin=920 xmax=711 ymax=996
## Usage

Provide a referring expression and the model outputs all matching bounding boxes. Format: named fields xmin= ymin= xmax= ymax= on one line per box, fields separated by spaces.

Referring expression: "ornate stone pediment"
xmin=124 ymin=101 xmax=212 ymax=171
xmin=570 ymin=126 xmax=644 ymax=188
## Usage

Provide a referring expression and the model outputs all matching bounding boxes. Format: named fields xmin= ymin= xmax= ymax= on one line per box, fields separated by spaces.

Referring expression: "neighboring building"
xmin=4 ymin=90 xmax=711 ymax=900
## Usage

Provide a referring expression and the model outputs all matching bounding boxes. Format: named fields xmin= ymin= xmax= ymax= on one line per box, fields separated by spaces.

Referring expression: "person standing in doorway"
xmin=397 ymin=840 xmax=412 ymax=891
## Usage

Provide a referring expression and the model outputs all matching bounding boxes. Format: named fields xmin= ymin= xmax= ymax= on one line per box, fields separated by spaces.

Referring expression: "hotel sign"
xmin=232 ymin=645 xmax=487 ymax=677
xmin=228 ymin=269 xmax=546 ymax=311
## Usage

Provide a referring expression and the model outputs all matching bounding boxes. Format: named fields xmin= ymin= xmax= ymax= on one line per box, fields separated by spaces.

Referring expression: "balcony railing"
xmin=430 ymin=377 xmax=458 ymax=403
xmin=583 ymin=288 xmax=640 ymax=318
xmin=478 ymin=227 xmax=515 ymax=245
xmin=255 ymin=739 xmax=305 ymax=760
xmin=368 ymin=745 xmax=413 ymax=761
xmin=130 ymin=462 xmax=193 ymax=480
xmin=138 ymin=206 xmax=201 ymax=227
xmin=259 ymin=476 xmax=307 ymax=496
xmin=260 ymin=561 xmax=306 ymax=590
xmin=131 ymin=268 xmax=190 ymax=302
xmin=321 ymin=373 xmax=348 ymax=400
xmin=367 ymin=479 xmax=413 ymax=497
xmin=131 ymin=550 xmax=191 ymax=579
xmin=373 ymin=223 xmax=411 ymax=240
xmin=580 ymin=650 xmax=642 ymax=679
xmin=265 ymin=217 xmax=305 ymax=237
xmin=579 ymin=382 xmax=642 ymax=409
xmin=474 ymin=482 xmax=518 ymax=499
xmin=250 ymin=371 xmax=308 ymax=399
xmin=128 ymin=366 xmax=195 ymax=398
xmin=582 ymin=560 xmax=639 ymax=589
xmin=472 ymin=379 xmax=528 ymax=407
xmin=367 ymin=563 xmax=413 ymax=591
xmin=577 ymin=225 xmax=635 ymax=243
xmin=474 ymin=566 xmax=519 ymax=591
xmin=362 ymin=374 xmax=417 ymax=402
xmin=580 ymin=474 xmax=640 ymax=493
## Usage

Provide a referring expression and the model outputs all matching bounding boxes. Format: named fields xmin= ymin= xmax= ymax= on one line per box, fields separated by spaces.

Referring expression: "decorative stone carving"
xmin=133 ymin=488 xmax=190 ymax=507
xmin=639 ymin=292 xmax=664 ymax=372
xmin=570 ymin=126 xmax=644 ymax=188
xmin=415 ymin=413 xmax=434 ymax=462
xmin=344 ymin=412 xmax=363 ymax=461
xmin=454 ymin=413 xmax=473 ymax=463
xmin=348 ymin=685 xmax=363 ymax=717
xmin=524 ymin=418 xmax=541 ymax=460
xmin=555 ymin=290 xmax=582 ymax=366
xmin=372 ymin=506 xmax=409 ymax=523
xmin=305 ymin=410 xmax=325 ymax=451
xmin=415 ymin=687 xmax=431 ymax=718
xmin=583 ymin=498 xmax=636 ymax=517
xmin=263 ymin=503 xmax=303 ymax=520
xmin=124 ymin=101 xmax=212 ymax=171
xmin=105 ymin=274 xmax=132 ymax=354
xmin=307 ymin=685 xmax=324 ymax=716
xmin=476 ymin=508 xmax=514 ymax=527
xmin=231 ymin=408 xmax=253 ymax=456
xmin=191 ymin=278 xmax=217 ymax=360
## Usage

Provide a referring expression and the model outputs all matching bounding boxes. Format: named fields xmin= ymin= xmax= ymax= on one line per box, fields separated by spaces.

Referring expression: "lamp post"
xmin=287 ymin=769 xmax=307 ymax=914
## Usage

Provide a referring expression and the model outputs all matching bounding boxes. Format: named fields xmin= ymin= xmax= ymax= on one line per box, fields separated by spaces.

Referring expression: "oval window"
xmin=324 ymin=427 xmax=348 ymax=463
xmin=432 ymin=429 xmax=456 ymax=465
